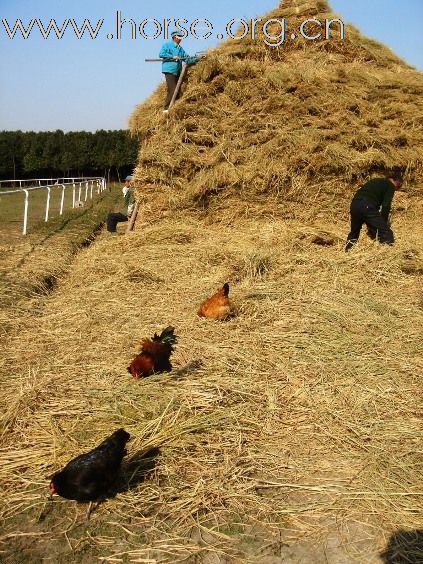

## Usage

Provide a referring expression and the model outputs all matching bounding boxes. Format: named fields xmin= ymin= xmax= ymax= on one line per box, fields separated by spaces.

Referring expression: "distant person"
xmin=159 ymin=30 xmax=198 ymax=113
xmin=106 ymin=176 xmax=135 ymax=234
xmin=345 ymin=169 xmax=403 ymax=251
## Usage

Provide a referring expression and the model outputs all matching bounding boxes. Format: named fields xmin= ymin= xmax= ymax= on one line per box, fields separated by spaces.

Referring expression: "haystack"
xmin=129 ymin=0 xmax=423 ymax=219
xmin=1 ymin=1 xmax=422 ymax=562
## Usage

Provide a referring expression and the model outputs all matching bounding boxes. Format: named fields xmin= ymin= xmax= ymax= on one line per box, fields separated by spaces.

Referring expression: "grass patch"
xmin=0 ymin=183 xmax=122 ymax=324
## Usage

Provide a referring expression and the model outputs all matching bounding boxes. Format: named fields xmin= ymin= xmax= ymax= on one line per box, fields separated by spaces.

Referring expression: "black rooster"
xmin=49 ymin=428 xmax=130 ymax=503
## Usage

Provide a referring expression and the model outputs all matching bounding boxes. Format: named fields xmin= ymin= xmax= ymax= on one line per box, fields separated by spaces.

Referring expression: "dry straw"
xmin=1 ymin=0 xmax=423 ymax=561
xmin=1 ymin=213 xmax=422 ymax=561
xmin=129 ymin=0 xmax=423 ymax=219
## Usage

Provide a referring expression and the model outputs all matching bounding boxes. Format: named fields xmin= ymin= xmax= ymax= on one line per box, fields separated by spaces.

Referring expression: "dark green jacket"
xmin=123 ymin=189 xmax=135 ymax=216
xmin=353 ymin=178 xmax=395 ymax=221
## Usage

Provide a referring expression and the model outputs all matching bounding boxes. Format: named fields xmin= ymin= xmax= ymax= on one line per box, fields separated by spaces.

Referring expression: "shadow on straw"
xmin=381 ymin=529 xmax=423 ymax=564
xmin=119 ymin=447 xmax=161 ymax=492
xmin=171 ymin=359 xmax=203 ymax=380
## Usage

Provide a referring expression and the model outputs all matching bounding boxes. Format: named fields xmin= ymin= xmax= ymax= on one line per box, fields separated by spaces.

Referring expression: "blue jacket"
xmin=159 ymin=40 xmax=197 ymax=75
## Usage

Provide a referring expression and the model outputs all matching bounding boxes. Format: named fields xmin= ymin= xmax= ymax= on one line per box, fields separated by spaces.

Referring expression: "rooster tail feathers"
xmin=153 ymin=326 xmax=177 ymax=347
xmin=223 ymin=283 xmax=229 ymax=297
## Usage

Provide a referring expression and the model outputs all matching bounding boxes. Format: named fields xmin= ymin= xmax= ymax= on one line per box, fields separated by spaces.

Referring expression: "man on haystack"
xmin=159 ymin=30 xmax=198 ymax=113
xmin=106 ymin=176 xmax=135 ymax=234
xmin=345 ymin=169 xmax=404 ymax=251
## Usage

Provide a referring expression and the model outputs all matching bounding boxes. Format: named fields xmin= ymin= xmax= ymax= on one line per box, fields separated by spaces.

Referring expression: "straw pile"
xmin=0 ymin=211 xmax=422 ymax=562
xmin=1 ymin=1 xmax=423 ymax=562
xmin=129 ymin=0 xmax=423 ymax=217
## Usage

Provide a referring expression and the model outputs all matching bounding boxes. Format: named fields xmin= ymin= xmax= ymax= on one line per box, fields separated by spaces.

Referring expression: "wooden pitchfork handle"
xmin=168 ymin=64 xmax=188 ymax=111
xmin=126 ymin=200 xmax=140 ymax=233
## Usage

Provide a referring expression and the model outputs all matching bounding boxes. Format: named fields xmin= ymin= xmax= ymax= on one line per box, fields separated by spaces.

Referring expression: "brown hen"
xmin=197 ymin=283 xmax=233 ymax=320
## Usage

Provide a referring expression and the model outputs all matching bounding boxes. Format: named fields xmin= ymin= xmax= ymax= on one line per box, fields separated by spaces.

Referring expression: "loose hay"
xmin=1 ymin=213 xmax=422 ymax=562
xmin=1 ymin=0 xmax=423 ymax=561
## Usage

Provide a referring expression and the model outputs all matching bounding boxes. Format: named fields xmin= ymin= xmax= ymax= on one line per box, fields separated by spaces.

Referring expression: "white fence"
xmin=0 ymin=177 xmax=107 ymax=235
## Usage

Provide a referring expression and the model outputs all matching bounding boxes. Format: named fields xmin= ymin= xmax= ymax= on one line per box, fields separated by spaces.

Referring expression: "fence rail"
xmin=0 ymin=177 xmax=105 ymax=189
xmin=0 ymin=177 xmax=107 ymax=235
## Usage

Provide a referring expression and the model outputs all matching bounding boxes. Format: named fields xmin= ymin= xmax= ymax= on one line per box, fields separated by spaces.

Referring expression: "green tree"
xmin=0 ymin=129 xmax=139 ymax=180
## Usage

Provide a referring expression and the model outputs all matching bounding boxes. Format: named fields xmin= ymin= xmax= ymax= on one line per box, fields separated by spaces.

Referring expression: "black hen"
xmin=49 ymin=428 xmax=130 ymax=501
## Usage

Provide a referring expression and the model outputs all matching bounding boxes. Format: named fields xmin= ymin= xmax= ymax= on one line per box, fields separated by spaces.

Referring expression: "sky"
xmin=0 ymin=0 xmax=422 ymax=132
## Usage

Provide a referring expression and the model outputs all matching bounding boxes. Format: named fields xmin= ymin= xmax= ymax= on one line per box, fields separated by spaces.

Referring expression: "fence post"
xmin=45 ymin=186 xmax=51 ymax=222
xmin=78 ymin=183 xmax=82 ymax=204
xmin=60 ymin=184 xmax=66 ymax=215
xmin=72 ymin=183 xmax=76 ymax=208
xmin=84 ymin=182 xmax=88 ymax=202
xmin=23 ymin=189 xmax=29 ymax=235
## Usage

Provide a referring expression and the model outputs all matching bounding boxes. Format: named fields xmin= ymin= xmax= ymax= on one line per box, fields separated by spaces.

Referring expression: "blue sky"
xmin=0 ymin=0 xmax=422 ymax=132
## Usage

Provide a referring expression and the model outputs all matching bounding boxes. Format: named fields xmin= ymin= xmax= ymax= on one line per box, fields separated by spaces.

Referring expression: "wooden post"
xmin=168 ymin=64 xmax=188 ymax=111
xmin=126 ymin=201 xmax=140 ymax=233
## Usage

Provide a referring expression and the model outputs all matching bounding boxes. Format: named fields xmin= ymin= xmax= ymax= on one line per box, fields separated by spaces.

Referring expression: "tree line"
xmin=0 ymin=130 xmax=139 ymax=182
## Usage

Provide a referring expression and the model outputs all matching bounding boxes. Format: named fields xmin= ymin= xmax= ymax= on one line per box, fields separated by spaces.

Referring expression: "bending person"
xmin=345 ymin=169 xmax=403 ymax=251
